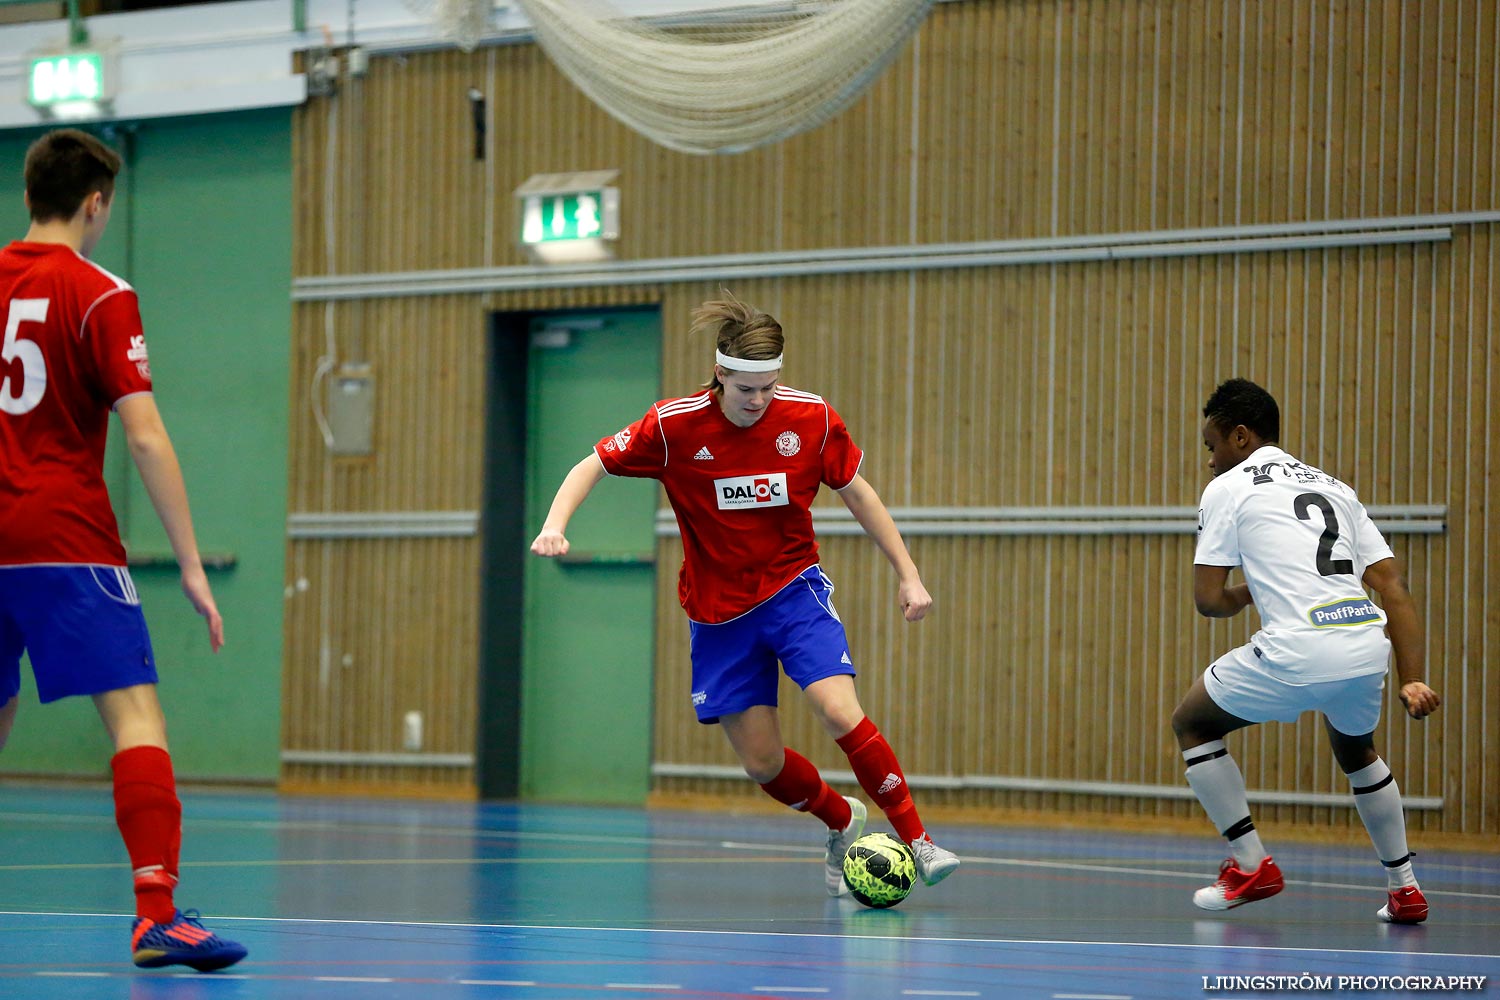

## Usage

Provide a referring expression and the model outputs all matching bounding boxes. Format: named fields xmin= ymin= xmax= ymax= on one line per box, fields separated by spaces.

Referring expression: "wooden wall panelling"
xmin=286 ymin=3 xmax=1499 ymax=833
xmin=646 ymin=238 xmax=1482 ymax=830
xmin=285 ymin=296 xmax=487 ymax=513
xmin=1448 ymin=223 xmax=1497 ymax=836
xmin=281 ymin=536 xmax=481 ymax=793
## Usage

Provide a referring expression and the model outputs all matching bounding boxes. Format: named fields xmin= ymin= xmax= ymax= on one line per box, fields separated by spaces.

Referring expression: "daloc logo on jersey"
xmin=715 ymin=473 xmax=789 ymax=509
xmin=1307 ymin=597 xmax=1382 ymax=628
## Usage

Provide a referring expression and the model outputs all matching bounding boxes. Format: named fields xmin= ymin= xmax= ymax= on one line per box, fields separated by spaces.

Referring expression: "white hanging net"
xmin=512 ymin=0 xmax=933 ymax=154
xmin=404 ymin=0 xmax=492 ymax=52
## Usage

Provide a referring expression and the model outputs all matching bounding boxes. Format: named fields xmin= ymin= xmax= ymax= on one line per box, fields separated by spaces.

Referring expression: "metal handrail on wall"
xmin=287 ymin=511 xmax=480 ymax=538
xmin=649 ymin=762 xmax=1444 ymax=810
xmin=282 ymin=505 xmax=1444 ymax=540
xmin=654 ymin=504 xmax=1447 ymax=538
xmin=289 ymin=212 xmax=1500 ymax=302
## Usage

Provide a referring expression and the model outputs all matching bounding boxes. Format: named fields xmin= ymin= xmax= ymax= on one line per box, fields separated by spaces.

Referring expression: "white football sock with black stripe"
xmin=1184 ymin=740 xmax=1267 ymax=869
xmin=1346 ymin=758 xmax=1417 ymax=890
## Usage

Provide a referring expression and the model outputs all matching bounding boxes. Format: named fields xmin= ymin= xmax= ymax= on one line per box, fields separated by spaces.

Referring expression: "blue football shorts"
xmin=0 ymin=565 xmax=158 ymax=705
xmin=1204 ymin=641 xmax=1387 ymax=737
xmin=687 ymin=565 xmax=856 ymax=724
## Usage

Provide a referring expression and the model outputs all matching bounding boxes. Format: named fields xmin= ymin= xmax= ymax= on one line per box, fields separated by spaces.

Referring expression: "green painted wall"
xmin=0 ymin=111 xmax=290 ymax=781
xmin=522 ymin=309 xmax=660 ymax=804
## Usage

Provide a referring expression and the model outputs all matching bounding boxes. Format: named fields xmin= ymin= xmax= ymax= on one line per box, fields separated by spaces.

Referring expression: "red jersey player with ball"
xmin=532 ymin=292 xmax=959 ymax=895
xmin=0 ymin=130 xmax=245 ymax=970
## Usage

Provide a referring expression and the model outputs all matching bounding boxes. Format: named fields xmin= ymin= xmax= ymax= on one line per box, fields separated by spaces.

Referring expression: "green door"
xmin=522 ymin=308 xmax=660 ymax=804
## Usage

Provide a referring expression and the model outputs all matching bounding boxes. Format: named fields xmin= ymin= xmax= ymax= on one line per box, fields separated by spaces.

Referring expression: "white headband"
xmin=715 ymin=349 xmax=783 ymax=373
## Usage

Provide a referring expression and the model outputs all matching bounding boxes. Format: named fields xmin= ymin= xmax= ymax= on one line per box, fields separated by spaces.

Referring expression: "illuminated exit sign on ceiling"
xmin=27 ymin=51 xmax=113 ymax=109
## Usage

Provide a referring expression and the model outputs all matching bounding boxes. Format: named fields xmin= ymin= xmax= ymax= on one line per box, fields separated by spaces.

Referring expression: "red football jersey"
xmin=596 ymin=386 xmax=864 ymax=623
xmin=0 ymin=241 xmax=153 ymax=566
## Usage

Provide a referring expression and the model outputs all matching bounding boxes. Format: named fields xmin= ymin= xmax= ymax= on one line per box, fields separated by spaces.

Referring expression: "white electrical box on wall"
xmin=328 ymin=362 xmax=374 ymax=455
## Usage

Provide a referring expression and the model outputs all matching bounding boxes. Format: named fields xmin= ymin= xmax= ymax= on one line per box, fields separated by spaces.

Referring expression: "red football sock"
xmin=759 ymin=747 xmax=854 ymax=830
xmin=111 ymin=746 xmax=181 ymax=924
xmin=836 ymin=717 xmax=924 ymax=844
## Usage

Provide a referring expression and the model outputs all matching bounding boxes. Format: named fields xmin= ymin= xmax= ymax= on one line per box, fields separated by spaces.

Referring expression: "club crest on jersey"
xmin=715 ymin=473 xmax=789 ymax=509
xmin=605 ymin=428 xmax=632 ymax=453
xmin=775 ymin=430 xmax=801 ymax=456
xmin=1243 ymin=461 xmax=1283 ymax=485
xmin=1308 ymin=597 xmax=1382 ymax=628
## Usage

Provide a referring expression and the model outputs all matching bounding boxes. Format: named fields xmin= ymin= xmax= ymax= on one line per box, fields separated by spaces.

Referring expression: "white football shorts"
xmin=1203 ymin=642 xmax=1387 ymax=736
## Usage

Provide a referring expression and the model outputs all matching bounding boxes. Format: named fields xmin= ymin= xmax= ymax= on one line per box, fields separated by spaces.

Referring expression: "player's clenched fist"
xmin=1399 ymin=682 xmax=1440 ymax=720
xmin=531 ymin=529 xmax=569 ymax=557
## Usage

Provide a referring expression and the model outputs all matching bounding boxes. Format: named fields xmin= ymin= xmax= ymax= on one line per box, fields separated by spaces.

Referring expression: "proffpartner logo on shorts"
xmin=715 ymin=473 xmax=790 ymax=509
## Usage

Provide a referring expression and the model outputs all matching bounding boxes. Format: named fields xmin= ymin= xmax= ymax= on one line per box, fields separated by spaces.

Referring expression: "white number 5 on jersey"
xmin=1 ymin=298 xmax=49 ymax=415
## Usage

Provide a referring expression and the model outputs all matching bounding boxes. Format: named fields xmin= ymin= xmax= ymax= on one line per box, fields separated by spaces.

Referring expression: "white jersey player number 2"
xmin=1293 ymin=492 xmax=1355 ymax=577
xmin=1 ymin=297 xmax=49 ymax=415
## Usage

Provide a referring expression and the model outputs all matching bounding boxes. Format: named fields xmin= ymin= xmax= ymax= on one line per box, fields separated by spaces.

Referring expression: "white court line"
xmin=458 ymin=981 xmax=537 ymax=987
xmin=605 ymin=985 xmax=681 ymax=990
xmin=2 ymin=810 xmax=1492 ymax=879
xmin=6 ymin=830 xmax=1493 ymax=906
xmin=175 ymin=973 xmax=252 ymax=979
xmin=34 ymin=971 xmax=108 ymax=977
xmin=6 ymin=851 xmax=1494 ymax=906
xmin=1 ymin=811 xmax=712 ymax=850
xmin=2 ymin=910 xmax=1497 ymax=962
xmin=902 ymin=991 xmax=982 ymax=997
xmin=3 ymin=814 xmax=1495 ymax=895
xmin=753 ymin=989 xmax=828 ymax=994
xmin=314 ymin=976 xmax=395 ymax=982
xmin=932 ymin=854 xmax=1500 ymax=902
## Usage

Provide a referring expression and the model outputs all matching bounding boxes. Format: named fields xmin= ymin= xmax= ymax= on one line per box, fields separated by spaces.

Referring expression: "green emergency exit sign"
xmin=520 ymin=189 xmax=619 ymax=245
xmin=27 ymin=52 xmax=108 ymax=107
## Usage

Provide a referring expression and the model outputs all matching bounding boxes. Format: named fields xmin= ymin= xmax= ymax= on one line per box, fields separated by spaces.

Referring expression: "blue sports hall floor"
xmin=0 ymin=785 xmax=1496 ymax=999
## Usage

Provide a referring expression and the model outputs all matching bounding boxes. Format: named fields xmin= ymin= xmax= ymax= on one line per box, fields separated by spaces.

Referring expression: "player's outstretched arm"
xmin=835 ymin=473 xmax=931 ymax=622
xmin=1192 ymin=564 xmax=1254 ymax=619
xmin=530 ymin=454 xmax=608 ymax=558
xmin=1364 ymin=557 xmax=1440 ymax=719
xmin=116 ymin=394 xmax=224 ymax=653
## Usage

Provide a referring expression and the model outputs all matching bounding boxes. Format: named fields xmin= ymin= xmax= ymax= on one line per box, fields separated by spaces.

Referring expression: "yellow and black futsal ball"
xmin=842 ymin=832 xmax=916 ymax=908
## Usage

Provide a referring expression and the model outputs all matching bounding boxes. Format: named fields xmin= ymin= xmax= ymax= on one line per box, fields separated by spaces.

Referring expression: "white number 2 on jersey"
xmin=1 ymin=297 xmax=49 ymax=415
